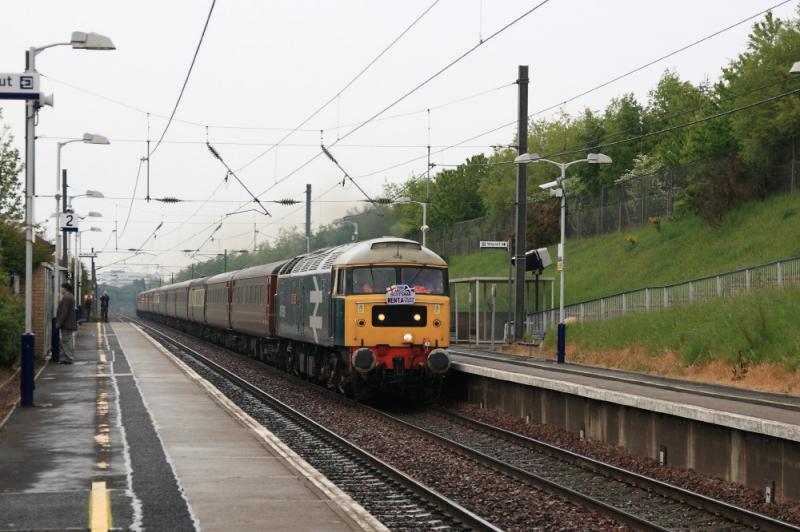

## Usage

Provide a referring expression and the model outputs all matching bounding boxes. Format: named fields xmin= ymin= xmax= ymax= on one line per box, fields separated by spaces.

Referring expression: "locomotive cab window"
xmin=345 ymin=266 xmax=447 ymax=295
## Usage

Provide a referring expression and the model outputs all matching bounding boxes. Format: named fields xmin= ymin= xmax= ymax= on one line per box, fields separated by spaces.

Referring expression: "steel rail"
xmin=128 ymin=318 xmax=499 ymax=532
xmin=433 ymin=408 xmax=799 ymax=532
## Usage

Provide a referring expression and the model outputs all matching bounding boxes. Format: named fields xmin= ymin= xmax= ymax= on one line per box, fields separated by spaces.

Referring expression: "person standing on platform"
xmin=83 ymin=294 xmax=93 ymax=322
xmin=100 ymin=291 xmax=110 ymax=322
xmin=56 ymin=283 xmax=77 ymax=364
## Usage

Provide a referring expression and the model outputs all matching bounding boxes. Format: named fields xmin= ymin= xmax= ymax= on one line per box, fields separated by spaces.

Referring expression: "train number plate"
xmin=385 ymin=284 xmax=416 ymax=305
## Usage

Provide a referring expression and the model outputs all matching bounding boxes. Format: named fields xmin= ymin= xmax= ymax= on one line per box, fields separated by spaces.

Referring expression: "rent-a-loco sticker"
xmin=385 ymin=284 xmax=416 ymax=305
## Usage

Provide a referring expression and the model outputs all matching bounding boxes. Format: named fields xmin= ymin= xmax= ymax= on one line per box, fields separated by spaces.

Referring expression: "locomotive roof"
xmin=280 ymin=237 xmax=446 ymax=275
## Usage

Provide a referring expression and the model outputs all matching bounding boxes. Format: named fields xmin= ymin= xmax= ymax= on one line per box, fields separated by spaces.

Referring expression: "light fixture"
xmin=82 ymin=133 xmax=110 ymax=145
xmin=70 ymin=31 xmax=116 ymax=50
xmin=514 ymin=152 xmax=542 ymax=164
xmin=377 ymin=313 xmax=386 ymax=322
xmin=403 ymin=333 xmax=413 ymax=343
xmin=413 ymin=313 xmax=421 ymax=322
xmin=538 ymin=180 xmax=559 ymax=191
xmin=87 ymin=211 xmax=103 ymax=218
xmin=86 ymin=190 xmax=105 ymax=198
xmin=587 ymin=153 xmax=613 ymax=164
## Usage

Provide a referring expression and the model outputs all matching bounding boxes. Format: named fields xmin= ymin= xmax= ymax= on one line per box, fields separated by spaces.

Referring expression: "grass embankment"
xmin=448 ymin=193 xmax=800 ymax=305
xmin=447 ymin=194 xmax=800 ymax=393
xmin=542 ymin=287 xmax=800 ymax=395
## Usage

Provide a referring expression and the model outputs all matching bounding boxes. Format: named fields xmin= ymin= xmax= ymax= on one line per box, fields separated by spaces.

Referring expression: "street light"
xmin=54 ymin=132 xmax=111 ymax=318
xmin=393 ymin=196 xmax=429 ymax=247
xmin=66 ymin=190 xmax=104 ymax=286
xmin=339 ymin=216 xmax=359 ymax=242
xmin=74 ymin=226 xmax=102 ymax=311
xmin=20 ymin=31 xmax=114 ymax=400
xmin=514 ymin=152 xmax=612 ymax=363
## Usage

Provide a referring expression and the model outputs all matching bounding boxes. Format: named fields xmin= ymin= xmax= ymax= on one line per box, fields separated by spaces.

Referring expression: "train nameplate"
xmin=385 ymin=284 xmax=416 ymax=305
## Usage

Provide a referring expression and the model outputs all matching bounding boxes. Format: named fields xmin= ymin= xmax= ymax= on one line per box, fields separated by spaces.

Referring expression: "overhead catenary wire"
xmin=332 ymin=0 xmax=796 ymax=187
xmin=206 ymin=142 xmax=271 ymax=215
xmin=148 ymin=0 xmax=217 ymax=158
xmin=233 ymin=0 xmax=442 ymax=174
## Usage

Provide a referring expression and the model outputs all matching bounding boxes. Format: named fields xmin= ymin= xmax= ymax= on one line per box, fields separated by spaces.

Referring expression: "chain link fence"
xmin=426 ymin=156 xmax=799 ymax=257
xmin=526 ymin=256 xmax=800 ymax=335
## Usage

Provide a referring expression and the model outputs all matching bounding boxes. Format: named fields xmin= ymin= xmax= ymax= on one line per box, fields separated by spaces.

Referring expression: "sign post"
xmin=480 ymin=240 xmax=513 ymax=342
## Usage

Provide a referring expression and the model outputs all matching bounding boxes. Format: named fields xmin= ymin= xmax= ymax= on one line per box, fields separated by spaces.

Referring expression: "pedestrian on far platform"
xmin=100 ymin=291 xmax=110 ymax=323
xmin=83 ymin=294 xmax=93 ymax=322
xmin=56 ymin=283 xmax=77 ymax=364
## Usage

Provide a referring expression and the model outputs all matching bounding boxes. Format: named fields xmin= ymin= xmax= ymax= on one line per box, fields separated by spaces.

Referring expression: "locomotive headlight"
xmin=413 ymin=313 xmax=421 ymax=322
xmin=378 ymin=313 xmax=386 ymax=322
xmin=403 ymin=333 xmax=413 ymax=343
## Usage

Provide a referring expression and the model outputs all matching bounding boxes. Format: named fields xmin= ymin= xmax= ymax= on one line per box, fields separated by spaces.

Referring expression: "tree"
xmin=0 ymin=110 xmax=23 ymax=222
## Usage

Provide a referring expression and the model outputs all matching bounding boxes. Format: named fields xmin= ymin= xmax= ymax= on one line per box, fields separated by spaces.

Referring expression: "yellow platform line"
xmin=89 ymin=480 xmax=111 ymax=532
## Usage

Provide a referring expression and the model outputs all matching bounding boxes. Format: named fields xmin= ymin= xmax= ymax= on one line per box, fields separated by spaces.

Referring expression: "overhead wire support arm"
xmin=321 ymin=144 xmax=378 ymax=205
xmin=206 ymin=142 xmax=271 ymax=216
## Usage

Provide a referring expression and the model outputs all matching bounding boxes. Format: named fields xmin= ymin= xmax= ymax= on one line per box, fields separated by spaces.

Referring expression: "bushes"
xmin=0 ymin=285 xmax=22 ymax=368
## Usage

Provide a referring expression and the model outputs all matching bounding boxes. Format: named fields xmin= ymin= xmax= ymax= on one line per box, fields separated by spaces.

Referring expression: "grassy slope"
xmin=448 ymin=193 xmax=800 ymax=306
xmin=548 ymin=286 xmax=800 ymax=369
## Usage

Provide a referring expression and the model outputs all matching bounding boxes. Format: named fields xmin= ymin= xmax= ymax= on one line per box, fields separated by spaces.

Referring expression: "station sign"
xmin=60 ymin=212 xmax=79 ymax=233
xmin=0 ymin=72 xmax=40 ymax=100
xmin=385 ymin=284 xmax=416 ymax=305
xmin=480 ymin=240 xmax=509 ymax=249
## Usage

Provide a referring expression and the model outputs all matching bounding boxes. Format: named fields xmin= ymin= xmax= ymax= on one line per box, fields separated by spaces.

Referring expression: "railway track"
xmin=127 ymin=318 xmax=497 ymax=532
xmin=377 ymin=407 xmax=799 ymax=532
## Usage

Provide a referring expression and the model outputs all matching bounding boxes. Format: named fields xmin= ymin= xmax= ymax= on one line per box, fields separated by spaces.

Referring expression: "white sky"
xmin=0 ymin=0 xmax=794 ymax=280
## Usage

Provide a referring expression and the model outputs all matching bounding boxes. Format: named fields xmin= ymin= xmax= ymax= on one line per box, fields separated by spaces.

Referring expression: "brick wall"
xmin=18 ymin=263 xmax=54 ymax=358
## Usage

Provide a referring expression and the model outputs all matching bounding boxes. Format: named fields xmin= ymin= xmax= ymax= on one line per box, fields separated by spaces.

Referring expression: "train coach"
xmin=136 ymin=237 xmax=451 ymax=400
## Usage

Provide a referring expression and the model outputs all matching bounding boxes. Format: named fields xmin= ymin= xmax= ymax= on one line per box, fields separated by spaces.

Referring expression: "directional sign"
xmin=60 ymin=212 xmax=79 ymax=233
xmin=480 ymin=240 xmax=509 ymax=249
xmin=0 ymin=72 xmax=40 ymax=100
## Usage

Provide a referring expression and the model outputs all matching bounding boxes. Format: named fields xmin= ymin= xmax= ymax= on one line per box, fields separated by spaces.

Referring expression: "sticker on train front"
xmin=385 ymin=284 xmax=416 ymax=305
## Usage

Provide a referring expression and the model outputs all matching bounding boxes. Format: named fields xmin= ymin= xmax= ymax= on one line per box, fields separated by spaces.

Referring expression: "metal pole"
xmin=490 ymin=284 xmax=496 ymax=350
xmin=513 ymin=65 xmax=529 ymax=341
xmin=223 ymin=249 xmax=228 ymax=273
xmin=75 ymin=232 xmax=81 ymax=310
xmin=92 ymin=248 xmax=98 ymax=320
xmin=421 ymin=202 xmax=428 ymax=247
xmin=305 ymin=183 xmax=311 ymax=253
xmin=507 ymin=240 xmax=512 ymax=342
xmin=556 ymin=164 xmax=567 ymax=364
xmin=62 ymin=170 xmax=68 ymax=270
xmin=21 ymin=47 xmax=37 ymax=407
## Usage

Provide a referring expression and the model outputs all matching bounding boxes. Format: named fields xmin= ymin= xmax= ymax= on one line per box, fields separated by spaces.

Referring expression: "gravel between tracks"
xmin=448 ymin=402 xmax=800 ymax=526
xmin=145 ymin=323 xmax=622 ymax=531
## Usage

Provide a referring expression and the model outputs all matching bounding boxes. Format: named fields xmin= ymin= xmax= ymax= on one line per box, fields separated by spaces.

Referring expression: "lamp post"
xmin=20 ymin=31 xmax=114 ymax=405
xmin=393 ymin=197 xmax=429 ymax=247
xmin=514 ymin=152 xmax=612 ymax=363
xmin=53 ymin=134 xmax=110 ymax=323
xmin=75 ymin=226 xmax=102 ymax=308
xmin=66 ymin=192 xmax=104 ymax=286
xmin=339 ymin=217 xmax=359 ymax=242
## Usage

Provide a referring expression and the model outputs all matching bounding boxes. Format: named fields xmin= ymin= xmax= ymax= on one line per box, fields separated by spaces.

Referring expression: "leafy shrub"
xmin=0 ymin=286 xmax=22 ymax=367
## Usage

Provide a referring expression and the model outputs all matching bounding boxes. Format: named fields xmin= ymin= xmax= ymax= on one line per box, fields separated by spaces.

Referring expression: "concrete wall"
xmin=446 ymin=371 xmax=800 ymax=503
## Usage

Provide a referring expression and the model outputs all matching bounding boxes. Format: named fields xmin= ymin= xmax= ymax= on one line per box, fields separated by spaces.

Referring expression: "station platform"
xmin=449 ymin=347 xmax=800 ymax=442
xmin=0 ymin=321 xmax=377 ymax=531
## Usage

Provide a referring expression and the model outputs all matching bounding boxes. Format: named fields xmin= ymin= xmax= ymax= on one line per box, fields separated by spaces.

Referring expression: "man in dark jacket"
xmin=56 ymin=283 xmax=77 ymax=364
xmin=100 ymin=292 xmax=110 ymax=322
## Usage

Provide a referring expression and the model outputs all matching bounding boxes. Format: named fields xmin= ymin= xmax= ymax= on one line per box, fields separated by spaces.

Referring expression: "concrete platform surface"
xmin=0 ymin=322 xmax=379 ymax=531
xmin=449 ymin=352 xmax=800 ymax=442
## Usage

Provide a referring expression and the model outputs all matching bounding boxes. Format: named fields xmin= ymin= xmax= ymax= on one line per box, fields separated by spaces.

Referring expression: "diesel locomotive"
xmin=136 ymin=237 xmax=451 ymax=400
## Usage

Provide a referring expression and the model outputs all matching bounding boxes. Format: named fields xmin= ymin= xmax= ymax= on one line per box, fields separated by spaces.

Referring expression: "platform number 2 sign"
xmin=60 ymin=212 xmax=79 ymax=233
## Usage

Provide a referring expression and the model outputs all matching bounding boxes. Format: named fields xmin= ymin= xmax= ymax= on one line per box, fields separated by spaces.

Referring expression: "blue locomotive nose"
xmin=426 ymin=349 xmax=450 ymax=374
xmin=352 ymin=348 xmax=377 ymax=373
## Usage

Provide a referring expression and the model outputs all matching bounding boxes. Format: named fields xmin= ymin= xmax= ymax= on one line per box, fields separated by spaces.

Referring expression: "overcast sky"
xmin=0 ymin=0 xmax=794 ymax=280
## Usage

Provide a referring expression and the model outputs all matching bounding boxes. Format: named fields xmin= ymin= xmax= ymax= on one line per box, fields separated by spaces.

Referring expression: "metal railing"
xmin=526 ymin=256 xmax=800 ymax=335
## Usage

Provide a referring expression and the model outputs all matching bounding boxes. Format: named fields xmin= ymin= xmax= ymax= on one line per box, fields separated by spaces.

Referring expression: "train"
xmin=136 ymin=237 xmax=451 ymax=400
